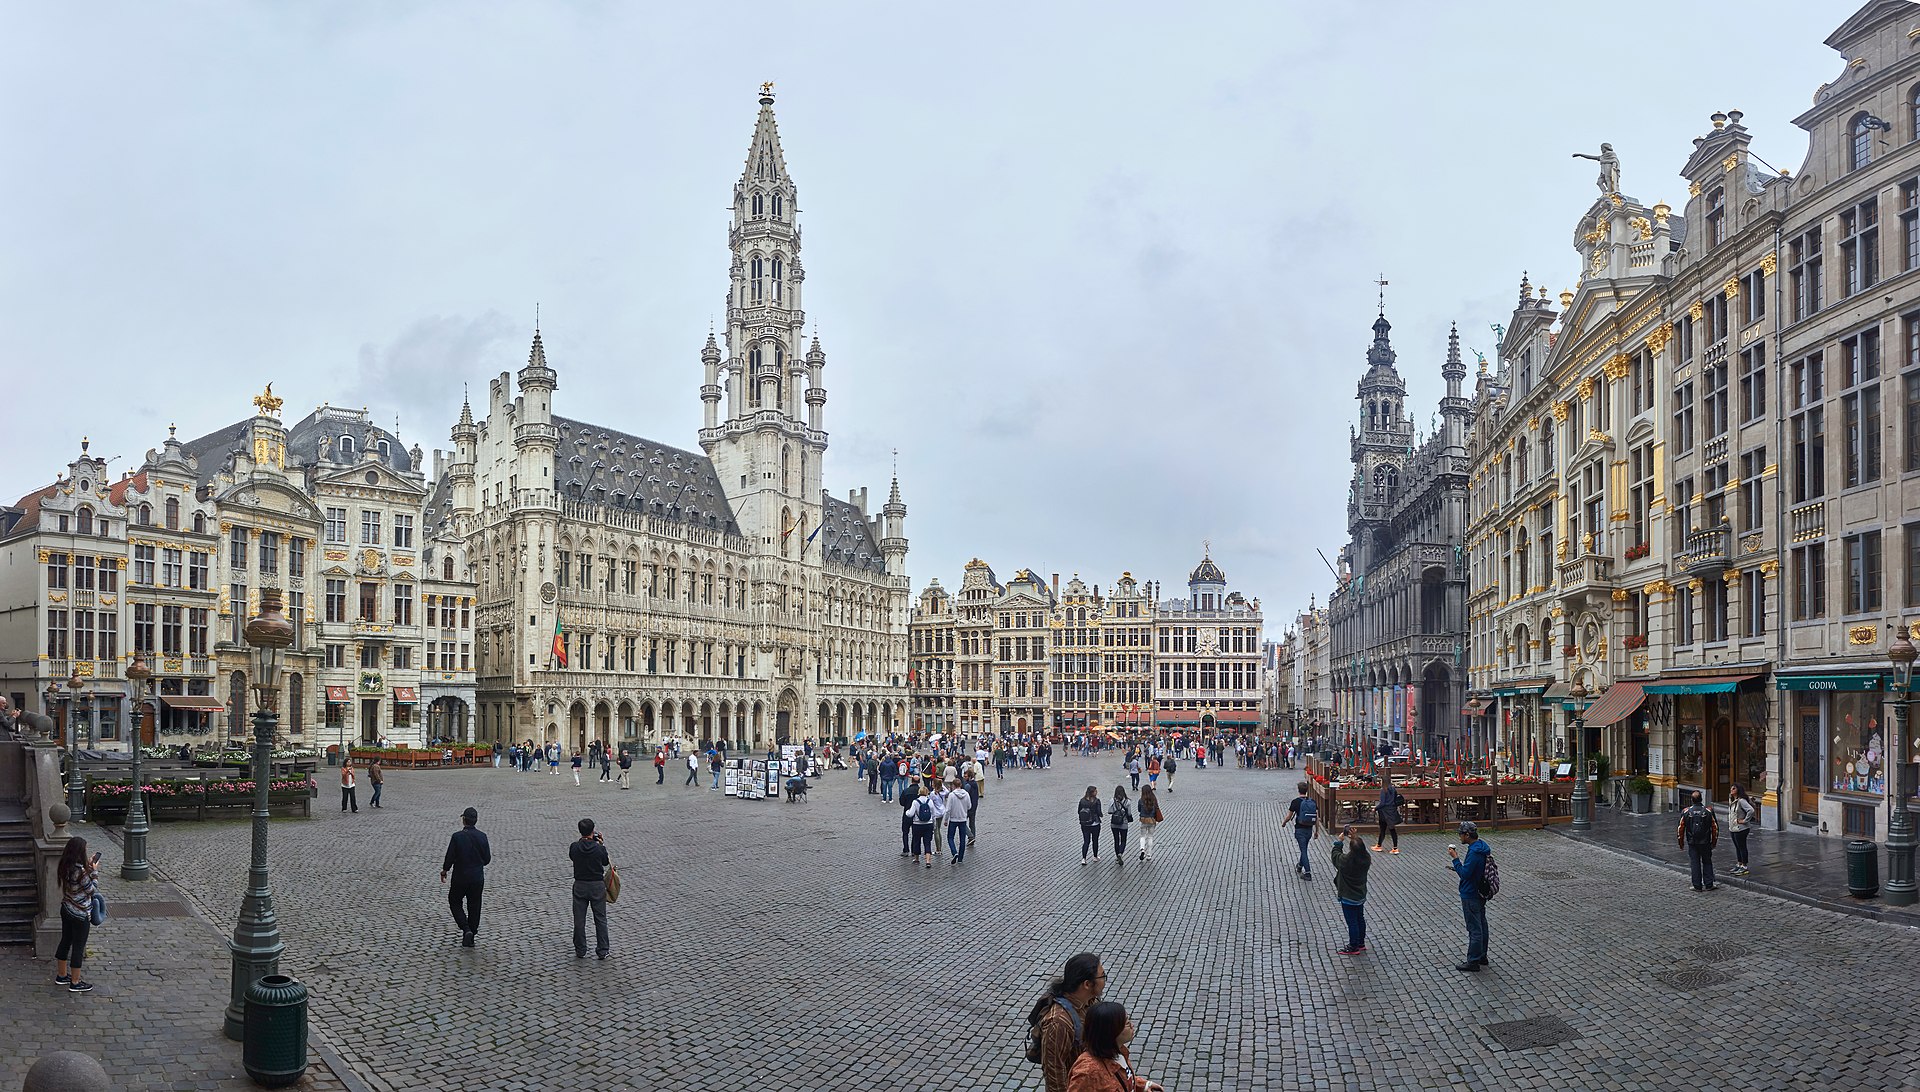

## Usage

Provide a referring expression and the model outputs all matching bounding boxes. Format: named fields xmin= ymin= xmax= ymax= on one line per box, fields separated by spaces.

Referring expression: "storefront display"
xmin=1829 ymin=690 xmax=1885 ymax=795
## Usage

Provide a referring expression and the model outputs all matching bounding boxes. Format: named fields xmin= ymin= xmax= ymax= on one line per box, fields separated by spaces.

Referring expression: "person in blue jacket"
xmin=1447 ymin=821 xmax=1490 ymax=972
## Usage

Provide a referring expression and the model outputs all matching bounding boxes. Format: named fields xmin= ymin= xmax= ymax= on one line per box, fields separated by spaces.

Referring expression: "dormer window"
xmin=1706 ymin=187 xmax=1726 ymax=247
xmin=339 ymin=435 xmax=356 ymax=459
xmin=75 ymin=507 xmax=93 ymax=535
xmin=376 ymin=439 xmax=390 ymax=459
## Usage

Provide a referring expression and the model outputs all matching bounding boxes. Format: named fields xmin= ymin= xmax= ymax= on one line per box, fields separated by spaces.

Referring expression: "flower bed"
xmin=86 ymin=777 xmax=314 ymax=821
xmin=345 ymin=745 xmax=491 ymax=767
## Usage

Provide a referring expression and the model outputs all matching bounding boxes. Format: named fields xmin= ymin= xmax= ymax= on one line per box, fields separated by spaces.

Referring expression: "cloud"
xmin=343 ymin=312 xmax=518 ymax=440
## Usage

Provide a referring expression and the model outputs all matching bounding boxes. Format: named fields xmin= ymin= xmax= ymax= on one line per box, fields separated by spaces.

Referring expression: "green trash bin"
xmin=243 ymin=974 xmax=309 ymax=1088
xmin=1846 ymin=839 xmax=1879 ymax=899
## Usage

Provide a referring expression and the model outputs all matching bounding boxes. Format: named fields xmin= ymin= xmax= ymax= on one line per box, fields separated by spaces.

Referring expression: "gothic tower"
xmin=1346 ymin=309 xmax=1414 ymax=576
xmin=700 ymin=85 xmax=826 ymax=554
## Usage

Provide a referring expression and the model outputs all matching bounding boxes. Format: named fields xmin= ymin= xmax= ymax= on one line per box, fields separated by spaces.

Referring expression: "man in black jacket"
xmin=440 ymin=807 xmax=492 ymax=947
xmin=897 ymin=777 xmax=920 ymax=856
xmin=569 ymin=818 xmax=612 ymax=959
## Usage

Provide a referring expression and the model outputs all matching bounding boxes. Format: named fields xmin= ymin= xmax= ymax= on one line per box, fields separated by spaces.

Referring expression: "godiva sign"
xmin=1775 ymin=674 xmax=1882 ymax=692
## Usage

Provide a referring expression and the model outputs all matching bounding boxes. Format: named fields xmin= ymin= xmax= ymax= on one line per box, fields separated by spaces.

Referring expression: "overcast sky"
xmin=2 ymin=1 xmax=1853 ymax=627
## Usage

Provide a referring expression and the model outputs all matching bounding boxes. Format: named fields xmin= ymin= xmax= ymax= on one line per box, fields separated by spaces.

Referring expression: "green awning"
xmin=1776 ymin=673 xmax=1882 ymax=692
xmin=1491 ymin=684 xmax=1548 ymax=697
xmin=1644 ymin=672 xmax=1760 ymax=695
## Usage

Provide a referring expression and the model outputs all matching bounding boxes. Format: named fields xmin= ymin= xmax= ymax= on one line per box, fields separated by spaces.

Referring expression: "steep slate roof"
xmin=175 ymin=409 xmax=416 ymax=486
xmin=551 ymin=416 xmax=740 ymax=536
xmin=818 ymin=493 xmax=884 ymax=574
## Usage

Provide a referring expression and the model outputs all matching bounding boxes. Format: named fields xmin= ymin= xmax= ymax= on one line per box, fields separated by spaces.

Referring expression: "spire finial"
xmin=1375 ymin=273 xmax=1389 ymax=316
xmin=759 ymin=80 xmax=775 ymax=105
xmin=168 ymin=423 xmax=177 ymax=438
xmin=535 ymin=301 xmax=540 ymax=334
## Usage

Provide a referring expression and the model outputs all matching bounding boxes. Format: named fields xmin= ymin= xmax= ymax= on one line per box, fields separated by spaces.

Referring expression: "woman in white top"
xmin=944 ymin=780 xmax=973 ymax=864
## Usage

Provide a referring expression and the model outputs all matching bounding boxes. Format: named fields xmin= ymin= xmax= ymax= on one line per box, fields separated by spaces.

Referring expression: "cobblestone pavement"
xmin=0 ymin=837 xmax=355 ymax=1092
xmin=49 ymin=755 xmax=1920 ymax=1091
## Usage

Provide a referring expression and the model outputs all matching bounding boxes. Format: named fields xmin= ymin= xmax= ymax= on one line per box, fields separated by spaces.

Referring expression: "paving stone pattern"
xmin=38 ymin=757 xmax=1920 ymax=1091
xmin=0 ymin=841 xmax=352 ymax=1092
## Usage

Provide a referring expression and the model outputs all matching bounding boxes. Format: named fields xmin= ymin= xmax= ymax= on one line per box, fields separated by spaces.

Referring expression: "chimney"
xmin=432 ymin=448 xmax=445 ymax=480
xmin=1052 ymin=573 xmax=1060 ymax=597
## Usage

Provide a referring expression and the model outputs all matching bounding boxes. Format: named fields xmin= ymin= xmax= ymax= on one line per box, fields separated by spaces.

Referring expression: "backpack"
xmin=1684 ymin=807 xmax=1715 ymax=846
xmin=1023 ymin=996 xmax=1081 ymax=1065
xmin=1296 ymin=797 xmax=1318 ymax=830
xmin=1109 ymin=800 xmax=1132 ymax=826
xmin=914 ymin=797 xmax=933 ymax=824
xmin=1478 ymin=850 xmax=1501 ymax=899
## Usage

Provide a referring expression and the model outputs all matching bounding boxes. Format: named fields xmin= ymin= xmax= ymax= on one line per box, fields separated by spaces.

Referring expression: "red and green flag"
xmin=551 ymin=618 xmax=566 ymax=668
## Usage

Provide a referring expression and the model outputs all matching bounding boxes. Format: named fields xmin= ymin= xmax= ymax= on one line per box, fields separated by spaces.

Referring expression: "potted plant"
xmin=1627 ymin=775 xmax=1654 ymax=814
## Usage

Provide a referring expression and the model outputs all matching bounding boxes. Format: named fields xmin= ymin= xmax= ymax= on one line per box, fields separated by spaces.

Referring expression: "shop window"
xmin=1829 ymin=690 xmax=1886 ymax=795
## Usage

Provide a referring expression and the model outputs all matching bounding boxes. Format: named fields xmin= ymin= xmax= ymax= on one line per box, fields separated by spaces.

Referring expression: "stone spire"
xmin=1442 ymin=322 xmax=1466 ymax=397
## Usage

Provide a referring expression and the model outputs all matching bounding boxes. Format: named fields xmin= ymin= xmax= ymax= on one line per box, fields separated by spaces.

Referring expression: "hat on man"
xmin=1458 ymin=820 xmax=1479 ymax=837
xmin=462 ymin=807 xmax=478 ymax=824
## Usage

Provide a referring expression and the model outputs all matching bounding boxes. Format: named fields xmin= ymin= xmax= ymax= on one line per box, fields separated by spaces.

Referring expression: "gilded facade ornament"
xmin=1687 ymin=578 xmax=1704 ymax=592
xmin=1577 ymin=377 xmax=1596 ymax=400
xmin=1689 ymin=179 xmax=1703 ymax=197
xmin=36 ymin=549 xmax=50 ymax=563
xmin=1653 ymin=201 xmax=1671 ymax=226
xmin=1723 ymin=568 xmax=1742 ymax=585
xmin=1688 ymin=300 xmax=1705 ymax=321
xmin=1551 ymin=401 xmax=1570 ymax=421
xmin=1611 ymin=588 xmax=1631 ymax=602
xmin=1527 ymin=415 xmax=1540 ymax=430
xmin=1847 ymin=625 xmax=1878 ymax=645
xmin=1628 ymin=216 xmax=1652 ymax=240
xmin=1632 ymin=652 xmax=1649 ymax=672
xmin=1604 ymin=353 xmax=1632 ymax=380
xmin=1758 ymin=253 xmax=1778 ymax=276
xmin=252 ymin=384 xmax=284 ymax=418
xmin=1722 ymin=276 xmax=1740 ymax=299
xmin=1560 ymin=289 xmax=1575 ymax=309
xmin=1722 ymin=153 xmax=1740 ymax=173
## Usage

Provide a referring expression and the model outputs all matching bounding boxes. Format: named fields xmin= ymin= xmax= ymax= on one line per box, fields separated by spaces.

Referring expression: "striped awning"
xmin=1581 ymin=681 xmax=1646 ymax=728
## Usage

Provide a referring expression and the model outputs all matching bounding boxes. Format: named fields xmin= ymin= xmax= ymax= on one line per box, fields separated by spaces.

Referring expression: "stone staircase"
xmin=0 ymin=817 xmax=37 ymax=945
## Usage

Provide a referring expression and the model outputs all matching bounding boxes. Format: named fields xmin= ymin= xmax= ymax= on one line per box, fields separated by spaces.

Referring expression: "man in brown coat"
xmin=1032 ymin=952 xmax=1104 ymax=1092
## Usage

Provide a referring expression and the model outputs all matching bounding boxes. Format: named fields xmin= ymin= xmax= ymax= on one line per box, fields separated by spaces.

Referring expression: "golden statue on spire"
xmin=253 ymin=383 xmax=284 ymax=418
xmin=760 ymin=81 xmax=774 ymax=97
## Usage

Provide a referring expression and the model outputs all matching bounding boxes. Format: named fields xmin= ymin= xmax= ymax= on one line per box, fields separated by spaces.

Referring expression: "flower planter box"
xmin=86 ymin=781 xmax=314 ymax=822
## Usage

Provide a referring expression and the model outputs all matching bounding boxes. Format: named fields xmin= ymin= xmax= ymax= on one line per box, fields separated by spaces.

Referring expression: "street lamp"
xmin=1569 ymin=674 xmax=1592 ymax=832
xmin=1886 ymin=631 xmax=1917 ymax=907
xmin=122 ymin=654 xmax=153 ymax=881
xmin=224 ymin=587 xmax=294 ymax=1040
xmin=65 ymin=672 xmax=85 ymax=818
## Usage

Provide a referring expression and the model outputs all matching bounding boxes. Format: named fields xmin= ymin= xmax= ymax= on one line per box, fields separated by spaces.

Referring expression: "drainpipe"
xmin=1770 ymin=218 xmax=1788 ymax=834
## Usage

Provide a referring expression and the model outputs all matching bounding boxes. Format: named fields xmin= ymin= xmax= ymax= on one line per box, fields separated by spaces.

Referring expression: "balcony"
xmin=1678 ymin=525 xmax=1731 ymax=579
xmin=1557 ymin=552 xmax=1615 ymax=603
xmin=1789 ymin=501 xmax=1825 ymax=542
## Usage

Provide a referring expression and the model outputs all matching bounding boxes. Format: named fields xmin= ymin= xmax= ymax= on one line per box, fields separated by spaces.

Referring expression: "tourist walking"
xmin=1077 ymin=785 xmax=1104 ymax=865
xmin=1126 ymin=755 xmax=1142 ymax=790
xmin=653 ymin=748 xmax=665 ymax=784
xmin=1109 ymin=785 xmax=1133 ymax=864
xmin=1282 ymin=780 xmax=1318 ymax=880
xmin=709 ymin=749 xmax=724 ymax=791
xmin=945 ymin=779 xmax=973 ymax=864
xmin=867 ymin=753 xmax=881 ymax=795
xmin=367 ymin=759 xmax=385 ymax=809
xmin=1162 ymin=754 xmax=1176 ymax=792
xmin=340 ymin=758 xmax=359 ymax=813
xmin=685 ymin=752 xmax=699 ymax=786
xmin=617 ymin=749 xmax=632 ymax=790
xmin=54 ymin=837 xmax=101 ymax=992
xmin=1448 ymin=821 xmax=1490 ymax=971
xmin=1330 ymin=823 xmax=1370 ymax=954
xmin=1373 ymin=780 xmax=1401 ymax=852
xmin=571 ymin=751 xmax=584 ymax=786
xmin=907 ymin=781 xmax=938 ymax=868
xmin=440 ymin=806 xmax=491 ymax=946
xmin=568 ymin=818 xmax=612 ymax=960
xmin=1727 ymin=784 xmax=1756 ymax=876
xmin=1066 ymin=1001 xmax=1165 ymax=1092
xmin=599 ymin=748 xmax=613 ymax=783
xmin=547 ymin=743 xmax=560 ymax=775
xmin=898 ymin=775 xmax=921 ymax=855
xmin=1678 ymin=790 xmax=1720 ymax=891
xmin=1145 ymin=755 xmax=1160 ymax=786
xmin=1136 ymin=784 xmax=1163 ymax=860
xmin=1027 ymin=952 xmax=1104 ymax=1092
xmin=492 ymin=741 xmax=502 ymax=768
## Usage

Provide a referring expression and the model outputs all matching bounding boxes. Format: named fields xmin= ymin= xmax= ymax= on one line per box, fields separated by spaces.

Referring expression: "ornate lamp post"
xmin=65 ymin=672 xmax=86 ymax=818
xmin=1569 ymin=674 xmax=1592 ymax=832
xmin=1886 ymin=632 xmax=1916 ymax=907
xmin=122 ymin=654 xmax=153 ymax=880
xmin=225 ymin=587 xmax=294 ymax=1040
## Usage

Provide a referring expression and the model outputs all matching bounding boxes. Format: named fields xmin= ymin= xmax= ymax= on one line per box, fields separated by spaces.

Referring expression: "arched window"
xmin=443 ymin=555 xmax=455 ymax=580
xmin=772 ymin=193 xmax=783 ymax=219
xmin=75 ymin=507 xmax=93 ymax=535
xmin=229 ymin=670 xmax=248 ymax=735
xmin=339 ymin=435 xmax=356 ymax=459
xmin=376 ymin=439 xmax=390 ymax=460
xmin=1706 ymin=187 xmax=1726 ymax=246
xmin=164 ymin=497 xmax=180 ymax=530
xmin=1911 ymin=86 xmax=1920 ymax=143
xmin=137 ymin=503 xmax=151 ymax=527
xmin=192 ymin=513 xmax=206 ymax=534
xmin=750 ymin=257 xmax=763 ymax=301
xmin=751 ymin=192 xmax=764 ymax=218
xmin=1851 ymin=113 xmax=1874 ymax=171
xmin=771 ymin=256 xmax=783 ymax=301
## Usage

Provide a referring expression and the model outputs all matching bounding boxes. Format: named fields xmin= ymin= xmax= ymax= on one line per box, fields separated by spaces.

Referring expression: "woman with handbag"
xmin=1136 ymin=784 xmax=1163 ymax=861
xmin=55 ymin=836 xmax=102 ymax=993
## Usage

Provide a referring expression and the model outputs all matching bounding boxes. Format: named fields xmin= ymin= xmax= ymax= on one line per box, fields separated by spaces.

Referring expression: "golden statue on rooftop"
xmin=253 ymin=383 xmax=283 ymax=418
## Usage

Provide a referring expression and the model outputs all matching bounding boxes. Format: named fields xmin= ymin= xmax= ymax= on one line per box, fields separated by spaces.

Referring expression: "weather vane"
xmin=1375 ymin=274 xmax=1389 ymax=316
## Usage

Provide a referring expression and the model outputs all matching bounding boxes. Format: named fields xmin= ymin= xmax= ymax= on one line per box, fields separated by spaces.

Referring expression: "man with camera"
xmin=569 ymin=818 xmax=613 ymax=960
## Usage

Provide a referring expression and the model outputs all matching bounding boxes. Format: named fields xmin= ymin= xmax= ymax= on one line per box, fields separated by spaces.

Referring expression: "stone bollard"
xmin=23 ymin=1051 xmax=111 ymax=1092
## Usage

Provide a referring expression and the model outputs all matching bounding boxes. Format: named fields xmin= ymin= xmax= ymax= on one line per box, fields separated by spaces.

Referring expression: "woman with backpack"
xmin=1108 ymin=786 xmax=1134 ymax=864
xmin=908 ymin=781 xmax=939 ymax=868
xmin=1136 ymin=784 xmax=1163 ymax=860
xmin=1026 ymin=952 xmax=1104 ymax=1092
xmin=1077 ymin=786 xmax=1104 ymax=865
